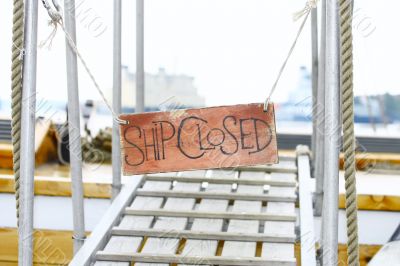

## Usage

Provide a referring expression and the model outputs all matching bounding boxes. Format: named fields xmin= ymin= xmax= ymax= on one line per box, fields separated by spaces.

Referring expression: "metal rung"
xmin=145 ymin=175 xmax=297 ymax=187
xmin=111 ymin=227 xmax=296 ymax=243
xmin=124 ymin=208 xmax=296 ymax=221
xmin=237 ymin=165 xmax=297 ymax=173
xmin=95 ymin=251 xmax=297 ymax=265
xmin=136 ymin=190 xmax=297 ymax=202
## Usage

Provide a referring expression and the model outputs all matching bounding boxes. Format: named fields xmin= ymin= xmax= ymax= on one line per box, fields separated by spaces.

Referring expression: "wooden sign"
xmin=120 ymin=103 xmax=278 ymax=175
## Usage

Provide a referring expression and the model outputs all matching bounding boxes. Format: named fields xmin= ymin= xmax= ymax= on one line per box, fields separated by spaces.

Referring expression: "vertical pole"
xmin=314 ymin=0 xmax=326 ymax=216
xmin=64 ymin=0 xmax=85 ymax=253
xmin=322 ymin=0 xmax=341 ymax=265
xmin=18 ymin=0 xmax=38 ymax=264
xmin=136 ymin=0 xmax=145 ymax=113
xmin=112 ymin=0 xmax=122 ymax=200
xmin=311 ymin=5 xmax=319 ymax=176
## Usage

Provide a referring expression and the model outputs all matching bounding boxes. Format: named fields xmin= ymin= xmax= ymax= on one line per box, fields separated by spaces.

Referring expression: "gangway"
xmin=70 ymin=148 xmax=316 ymax=266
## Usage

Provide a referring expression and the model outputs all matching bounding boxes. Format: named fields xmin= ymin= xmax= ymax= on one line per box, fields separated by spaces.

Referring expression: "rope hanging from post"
xmin=339 ymin=0 xmax=360 ymax=265
xmin=39 ymin=0 xmax=128 ymax=125
xmin=11 ymin=0 xmax=25 ymax=224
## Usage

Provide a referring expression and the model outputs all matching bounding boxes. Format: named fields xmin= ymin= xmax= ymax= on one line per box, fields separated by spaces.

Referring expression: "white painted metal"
xmin=112 ymin=0 xmax=122 ymax=200
xmin=311 ymin=6 xmax=319 ymax=166
xmin=69 ymin=177 xmax=144 ymax=266
xmin=18 ymin=0 xmax=38 ymax=264
xmin=64 ymin=0 xmax=85 ymax=253
xmin=136 ymin=0 xmax=145 ymax=113
xmin=322 ymin=0 xmax=341 ymax=264
xmin=368 ymin=240 xmax=400 ymax=266
xmin=314 ymin=0 xmax=327 ymax=217
xmin=297 ymin=147 xmax=317 ymax=265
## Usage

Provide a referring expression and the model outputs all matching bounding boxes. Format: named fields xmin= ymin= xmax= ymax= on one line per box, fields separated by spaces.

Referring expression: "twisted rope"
xmin=339 ymin=0 xmax=360 ymax=265
xmin=11 ymin=0 xmax=25 ymax=224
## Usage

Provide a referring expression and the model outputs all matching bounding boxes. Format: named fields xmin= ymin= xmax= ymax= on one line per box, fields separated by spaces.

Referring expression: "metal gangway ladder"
xmin=69 ymin=147 xmax=316 ymax=266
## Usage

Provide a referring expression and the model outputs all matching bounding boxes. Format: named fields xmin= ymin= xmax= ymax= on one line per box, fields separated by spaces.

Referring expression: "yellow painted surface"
xmin=0 ymin=175 xmax=111 ymax=198
xmin=0 ymin=228 xmax=73 ymax=265
xmin=2 ymin=174 xmax=400 ymax=210
xmin=0 ymin=228 xmax=381 ymax=265
xmin=339 ymin=194 xmax=400 ymax=211
xmin=0 ymin=121 xmax=57 ymax=169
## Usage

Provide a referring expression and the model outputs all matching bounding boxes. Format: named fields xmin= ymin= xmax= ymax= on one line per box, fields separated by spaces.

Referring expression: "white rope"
xmin=264 ymin=0 xmax=318 ymax=111
xmin=39 ymin=0 xmax=128 ymax=125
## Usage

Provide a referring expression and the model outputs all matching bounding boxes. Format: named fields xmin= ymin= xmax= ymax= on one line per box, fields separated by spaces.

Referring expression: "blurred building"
xmin=109 ymin=67 xmax=205 ymax=111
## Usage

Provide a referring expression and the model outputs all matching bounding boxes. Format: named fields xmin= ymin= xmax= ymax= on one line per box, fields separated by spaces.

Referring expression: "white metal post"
xmin=112 ymin=0 xmax=122 ymax=200
xmin=64 ymin=0 xmax=86 ymax=253
xmin=314 ymin=0 xmax=327 ymax=216
xmin=18 ymin=0 xmax=38 ymax=264
xmin=322 ymin=0 xmax=341 ymax=264
xmin=136 ymin=0 xmax=145 ymax=113
xmin=311 ymin=5 xmax=319 ymax=175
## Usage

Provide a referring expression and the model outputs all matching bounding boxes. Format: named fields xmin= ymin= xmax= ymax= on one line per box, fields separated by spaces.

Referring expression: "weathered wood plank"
xmin=111 ymin=227 xmax=295 ymax=243
xmin=95 ymin=181 xmax=172 ymax=266
xmin=144 ymin=174 xmax=297 ymax=187
xmin=136 ymin=171 xmax=204 ymax=266
xmin=120 ymin=103 xmax=278 ymax=175
xmin=124 ymin=209 xmax=296 ymax=221
xmin=262 ymin=176 xmax=296 ymax=261
xmin=221 ymin=171 xmax=265 ymax=257
xmin=180 ymin=170 xmax=233 ymax=259
xmin=135 ymin=190 xmax=296 ymax=202
xmin=95 ymin=252 xmax=296 ymax=265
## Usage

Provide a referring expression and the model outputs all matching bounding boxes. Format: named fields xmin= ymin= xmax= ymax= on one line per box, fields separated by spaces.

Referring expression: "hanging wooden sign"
xmin=120 ymin=103 xmax=278 ymax=175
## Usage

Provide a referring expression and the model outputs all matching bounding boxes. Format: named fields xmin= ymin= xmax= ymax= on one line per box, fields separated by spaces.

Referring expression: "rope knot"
xmin=293 ymin=0 xmax=318 ymax=21
xmin=41 ymin=0 xmax=62 ymax=22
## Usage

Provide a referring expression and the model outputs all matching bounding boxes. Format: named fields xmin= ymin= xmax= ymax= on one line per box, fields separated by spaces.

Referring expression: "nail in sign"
xmin=120 ymin=103 xmax=278 ymax=175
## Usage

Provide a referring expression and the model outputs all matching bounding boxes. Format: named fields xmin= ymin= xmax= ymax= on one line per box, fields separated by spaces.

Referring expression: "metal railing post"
xmin=311 ymin=5 xmax=319 ymax=176
xmin=136 ymin=0 xmax=145 ymax=113
xmin=64 ymin=0 xmax=86 ymax=253
xmin=112 ymin=0 xmax=122 ymax=200
xmin=314 ymin=0 xmax=327 ymax=216
xmin=18 ymin=0 xmax=38 ymax=264
xmin=321 ymin=0 xmax=341 ymax=264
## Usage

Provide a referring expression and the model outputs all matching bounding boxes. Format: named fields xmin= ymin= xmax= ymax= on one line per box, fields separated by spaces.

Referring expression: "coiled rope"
xmin=11 ymin=0 xmax=25 ymax=223
xmin=339 ymin=0 xmax=360 ymax=264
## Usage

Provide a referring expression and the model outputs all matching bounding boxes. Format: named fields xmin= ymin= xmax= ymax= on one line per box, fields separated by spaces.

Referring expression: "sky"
xmin=1 ymin=0 xmax=399 ymax=107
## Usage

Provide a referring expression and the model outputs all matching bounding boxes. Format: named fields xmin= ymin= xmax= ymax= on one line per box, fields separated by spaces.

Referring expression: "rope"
xmin=39 ymin=0 xmax=128 ymax=125
xmin=339 ymin=0 xmax=360 ymax=264
xmin=264 ymin=0 xmax=317 ymax=111
xmin=11 ymin=0 xmax=25 ymax=224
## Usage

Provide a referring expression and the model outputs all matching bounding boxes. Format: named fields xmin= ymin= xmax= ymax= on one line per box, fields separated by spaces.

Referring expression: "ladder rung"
xmin=144 ymin=175 xmax=297 ymax=187
xmin=237 ymin=165 xmax=297 ymax=173
xmin=111 ymin=227 xmax=296 ymax=243
xmin=95 ymin=251 xmax=297 ymax=265
xmin=136 ymin=190 xmax=296 ymax=202
xmin=124 ymin=208 xmax=296 ymax=221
